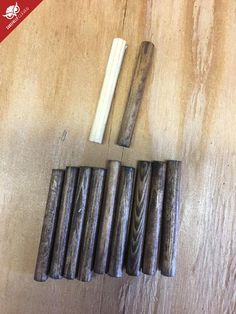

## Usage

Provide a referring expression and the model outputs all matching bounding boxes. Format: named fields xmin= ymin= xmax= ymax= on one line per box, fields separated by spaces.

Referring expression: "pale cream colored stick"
xmin=89 ymin=38 xmax=127 ymax=144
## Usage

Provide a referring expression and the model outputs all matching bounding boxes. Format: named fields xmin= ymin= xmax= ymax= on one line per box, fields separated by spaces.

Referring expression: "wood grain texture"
xmin=77 ymin=168 xmax=106 ymax=282
xmin=160 ymin=160 xmax=181 ymax=277
xmin=63 ymin=167 xmax=91 ymax=279
xmin=143 ymin=161 xmax=166 ymax=275
xmin=0 ymin=0 xmax=236 ymax=313
xmin=126 ymin=161 xmax=152 ymax=276
xmin=117 ymin=41 xmax=154 ymax=147
xmin=94 ymin=160 xmax=121 ymax=274
xmin=108 ymin=166 xmax=135 ymax=278
xmin=34 ymin=169 xmax=64 ymax=282
xmin=49 ymin=167 xmax=79 ymax=279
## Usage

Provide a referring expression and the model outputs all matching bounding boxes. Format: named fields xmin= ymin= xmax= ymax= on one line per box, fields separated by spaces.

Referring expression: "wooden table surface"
xmin=1 ymin=1 xmax=235 ymax=313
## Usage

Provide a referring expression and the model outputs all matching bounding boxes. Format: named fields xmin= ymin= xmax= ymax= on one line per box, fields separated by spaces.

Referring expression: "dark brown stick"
xmin=49 ymin=167 xmax=79 ymax=279
xmin=142 ymin=161 xmax=166 ymax=275
xmin=117 ymin=41 xmax=154 ymax=148
xmin=108 ymin=166 xmax=135 ymax=277
xmin=160 ymin=160 xmax=181 ymax=277
xmin=34 ymin=169 xmax=64 ymax=282
xmin=94 ymin=161 xmax=121 ymax=274
xmin=126 ymin=161 xmax=151 ymax=276
xmin=63 ymin=167 xmax=91 ymax=279
xmin=77 ymin=168 xmax=106 ymax=282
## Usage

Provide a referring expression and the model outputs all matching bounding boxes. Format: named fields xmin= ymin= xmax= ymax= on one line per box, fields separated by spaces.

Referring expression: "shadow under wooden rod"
xmin=34 ymin=169 xmax=65 ymax=282
xmin=117 ymin=41 xmax=154 ymax=148
xmin=160 ymin=160 xmax=181 ymax=277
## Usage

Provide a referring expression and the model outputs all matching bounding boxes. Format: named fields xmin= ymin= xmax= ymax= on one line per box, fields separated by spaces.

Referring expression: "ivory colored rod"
xmin=94 ymin=160 xmax=121 ymax=274
xmin=117 ymin=41 xmax=154 ymax=148
xmin=34 ymin=169 xmax=64 ymax=282
xmin=89 ymin=38 xmax=127 ymax=144
xmin=160 ymin=160 xmax=181 ymax=277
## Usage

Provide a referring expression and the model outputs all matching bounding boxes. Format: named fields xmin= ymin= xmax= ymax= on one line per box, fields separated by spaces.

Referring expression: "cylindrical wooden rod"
xmin=49 ymin=167 xmax=79 ymax=279
xmin=89 ymin=38 xmax=127 ymax=144
xmin=77 ymin=168 xmax=106 ymax=282
xmin=34 ymin=169 xmax=64 ymax=282
xmin=160 ymin=160 xmax=181 ymax=277
xmin=108 ymin=166 xmax=135 ymax=277
xmin=117 ymin=41 xmax=154 ymax=148
xmin=94 ymin=161 xmax=121 ymax=274
xmin=63 ymin=167 xmax=91 ymax=279
xmin=126 ymin=161 xmax=152 ymax=276
xmin=143 ymin=161 xmax=166 ymax=275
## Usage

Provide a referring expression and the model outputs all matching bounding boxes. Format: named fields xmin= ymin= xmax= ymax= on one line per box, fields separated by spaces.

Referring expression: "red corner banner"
xmin=0 ymin=1 xmax=43 ymax=43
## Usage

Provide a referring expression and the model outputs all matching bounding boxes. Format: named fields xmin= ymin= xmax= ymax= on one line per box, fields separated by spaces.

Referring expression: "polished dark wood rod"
xmin=117 ymin=41 xmax=154 ymax=148
xmin=143 ymin=161 xmax=166 ymax=275
xmin=49 ymin=167 xmax=79 ymax=279
xmin=63 ymin=167 xmax=91 ymax=279
xmin=34 ymin=169 xmax=65 ymax=282
xmin=160 ymin=160 xmax=181 ymax=277
xmin=126 ymin=161 xmax=151 ymax=276
xmin=77 ymin=168 xmax=106 ymax=282
xmin=94 ymin=161 xmax=121 ymax=274
xmin=108 ymin=166 xmax=135 ymax=277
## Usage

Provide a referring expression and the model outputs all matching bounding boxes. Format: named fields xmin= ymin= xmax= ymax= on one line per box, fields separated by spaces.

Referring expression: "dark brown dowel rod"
xmin=126 ymin=161 xmax=151 ymax=276
xmin=49 ymin=167 xmax=79 ymax=279
xmin=94 ymin=161 xmax=121 ymax=274
xmin=34 ymin=169 xmax=65 ymax=282
xmin=117 ymin=41 xmax=154 ymax=148
xmin=77 ymin=168 xmax=106 ymax=282
xmin=63 ymin=167 xmax=91 ymax=279
xmin=108 ymin=166 xmax=135 ymax=277
xmin=160 ymin=160 xmax=181 ymax=277
xmin=142 ymin=161 xmax=166 ymax=275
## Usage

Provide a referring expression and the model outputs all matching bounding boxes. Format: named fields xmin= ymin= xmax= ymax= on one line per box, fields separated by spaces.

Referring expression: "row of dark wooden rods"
xmin=34 ymin=160 xmax=181 ymax=282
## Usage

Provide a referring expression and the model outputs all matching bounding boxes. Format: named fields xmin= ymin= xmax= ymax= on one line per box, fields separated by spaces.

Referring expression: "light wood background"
xmin=0 ymin=0 xmax=235 ymax=313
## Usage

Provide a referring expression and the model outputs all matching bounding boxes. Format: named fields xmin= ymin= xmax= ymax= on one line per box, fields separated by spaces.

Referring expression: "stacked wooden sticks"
xmin=34 ymin=160 xmax=181 ymax=282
